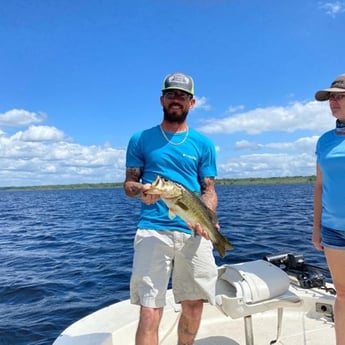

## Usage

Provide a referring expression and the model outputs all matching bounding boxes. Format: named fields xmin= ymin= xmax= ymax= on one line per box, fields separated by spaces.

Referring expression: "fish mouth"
xmin=151 ymin=175 xmax=163 ymax=187
xmin=145 ymin=175 xmax=165 ymax=194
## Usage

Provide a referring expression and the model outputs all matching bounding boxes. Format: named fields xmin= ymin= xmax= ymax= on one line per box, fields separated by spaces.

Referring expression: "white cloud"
xmin=197 ymin=101 xmax=331 ymax=179
xmin=0 ymin=136 xmax=126 ymax=186
xmin=197 ymin=101 xmax=333 ymax=134
xmin=235 ymin=136 xmax=319 ymax=152
xmin=194 ymin=96 xmax=211 ymax=111
xmin=0 ymin=109 xmax=46 ymax=127
xmin=218 ymin=152 xmax=316 ymax=178
xmin=219 ymin=135 xmax=320 ymax=178
xmin=0 ymin=109 xmax=127 ymax=186
xmin=0 ymin=101 xmax=333 ymax=186
xmin=235 ymin=140 xmax=261 ymax=150
xmin=227 ymin=105 xmax=245 ymax=113
xmin=320 ymin=1 xmax=345 ymax=16
xmin=11 ymin=125 xmax=67 ymax=142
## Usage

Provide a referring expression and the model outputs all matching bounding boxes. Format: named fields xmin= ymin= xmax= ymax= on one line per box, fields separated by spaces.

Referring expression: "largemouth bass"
xmin=145 ymin=175 xmax=233 ymax=258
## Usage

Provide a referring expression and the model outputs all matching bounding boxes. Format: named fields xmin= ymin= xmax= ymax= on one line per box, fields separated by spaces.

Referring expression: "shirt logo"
xmin=183 ymin=153 xmax=197 ymax=161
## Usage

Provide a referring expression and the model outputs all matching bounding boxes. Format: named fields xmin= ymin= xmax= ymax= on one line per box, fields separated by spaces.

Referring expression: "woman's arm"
xmin=313 ymin=164 xmax=323 ymax=251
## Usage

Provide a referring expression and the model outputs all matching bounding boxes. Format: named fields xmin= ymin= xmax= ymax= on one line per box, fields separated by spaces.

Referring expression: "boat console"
xmin=215 ymin=253 xmax=334 ymax=345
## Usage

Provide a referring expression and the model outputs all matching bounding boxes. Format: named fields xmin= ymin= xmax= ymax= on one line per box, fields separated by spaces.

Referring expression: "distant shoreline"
xmin=0 ymin=176 xmax=316 ymax=191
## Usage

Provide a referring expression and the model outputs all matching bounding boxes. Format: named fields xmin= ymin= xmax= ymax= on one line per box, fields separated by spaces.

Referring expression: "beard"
xmin=163 ymin=104 xmax=189 ymax=124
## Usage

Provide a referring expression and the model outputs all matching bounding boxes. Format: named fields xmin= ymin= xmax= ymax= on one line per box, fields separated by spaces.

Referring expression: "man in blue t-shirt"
xmin=124 ymin=72 xmax=218 ymax=345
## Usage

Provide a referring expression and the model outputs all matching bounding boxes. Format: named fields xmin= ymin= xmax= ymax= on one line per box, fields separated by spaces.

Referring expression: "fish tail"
xmin=215 ymin=242 xmax=226 ymax=258
xmin=214 ymin=233 xmax=234 ymax=258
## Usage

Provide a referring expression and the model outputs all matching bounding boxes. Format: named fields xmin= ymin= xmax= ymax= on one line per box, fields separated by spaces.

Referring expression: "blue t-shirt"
xmin=316 ymin=129 xmax=345 ymax=230
xmin=126 ymin=125 xmax=218 ymax=233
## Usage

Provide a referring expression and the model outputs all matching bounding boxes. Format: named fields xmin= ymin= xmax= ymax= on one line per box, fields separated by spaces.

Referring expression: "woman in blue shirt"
xmin=313 ymin=74 xmax=345 ymax=345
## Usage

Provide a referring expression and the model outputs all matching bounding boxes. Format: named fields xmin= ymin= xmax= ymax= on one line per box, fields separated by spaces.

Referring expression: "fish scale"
xmin=146 ymin=175 xmax=234 ymax=258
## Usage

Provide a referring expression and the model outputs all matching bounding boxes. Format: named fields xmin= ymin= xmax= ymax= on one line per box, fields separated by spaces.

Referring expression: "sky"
xmin=1 ymin=0 xmax=345 ymax=187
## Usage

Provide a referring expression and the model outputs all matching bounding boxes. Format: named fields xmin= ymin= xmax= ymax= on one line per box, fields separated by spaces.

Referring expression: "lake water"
xmin=0 ymin=183 xmax=327 ymax=345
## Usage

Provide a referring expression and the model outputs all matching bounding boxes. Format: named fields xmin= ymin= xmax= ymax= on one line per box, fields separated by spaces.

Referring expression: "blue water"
xmin=0 ymin=184 xmax=327 ymax=345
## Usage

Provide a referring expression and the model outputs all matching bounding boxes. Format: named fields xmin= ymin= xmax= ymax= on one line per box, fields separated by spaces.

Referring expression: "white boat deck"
xmin=53 ymin=259 xmax=336 ymax=345
xmin=53 ymin=285 xmax=336 ymax=345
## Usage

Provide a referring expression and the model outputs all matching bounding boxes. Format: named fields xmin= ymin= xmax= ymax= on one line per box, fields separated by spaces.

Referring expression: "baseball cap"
xmin=315 ymin=74 xmax=345 ymax=101
xmin=162 ymin=72 xmax=194 ymax=96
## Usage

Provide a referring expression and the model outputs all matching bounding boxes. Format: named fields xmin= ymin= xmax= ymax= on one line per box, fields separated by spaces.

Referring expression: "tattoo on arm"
xmin=123 ymin=167 xmax=143 ymax=197
xmin=200 ymin=177 xmax=218 ymax=212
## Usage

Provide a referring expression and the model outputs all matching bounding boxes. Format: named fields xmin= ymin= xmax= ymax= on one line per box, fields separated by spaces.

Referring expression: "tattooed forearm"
xmin=200 ymin=177 xmax=218 ymax=211
xmin=123 ymin=167 xmax=143 ymax=197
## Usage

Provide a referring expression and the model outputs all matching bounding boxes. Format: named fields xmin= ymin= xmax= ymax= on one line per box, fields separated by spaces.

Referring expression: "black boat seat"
xmin=215 ymin=260 xmax=302 ymax=345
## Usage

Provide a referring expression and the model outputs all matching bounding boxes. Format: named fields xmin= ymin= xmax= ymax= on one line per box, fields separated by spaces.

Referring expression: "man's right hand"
xmin=141 ymin=183 xmax=161 ymax=205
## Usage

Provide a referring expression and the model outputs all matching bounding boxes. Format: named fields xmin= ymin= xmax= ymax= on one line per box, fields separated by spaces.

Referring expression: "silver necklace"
xmin=160 ymin=125 xmax=189 ymax=146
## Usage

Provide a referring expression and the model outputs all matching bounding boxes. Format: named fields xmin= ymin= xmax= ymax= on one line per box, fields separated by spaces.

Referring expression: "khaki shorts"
xmin=130 ymin=229 xmax=218 ymax=308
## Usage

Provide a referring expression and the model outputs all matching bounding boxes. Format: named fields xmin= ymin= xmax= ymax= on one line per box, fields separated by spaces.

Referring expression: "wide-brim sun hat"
xmin=162 ymin=72 xmax=194 ymax=96
xmin=315 ymin=74 xmax=345 ymax=101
